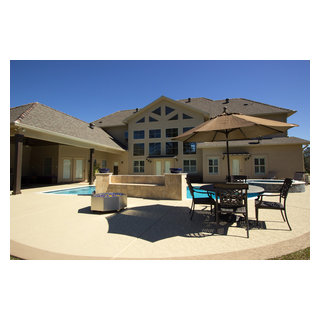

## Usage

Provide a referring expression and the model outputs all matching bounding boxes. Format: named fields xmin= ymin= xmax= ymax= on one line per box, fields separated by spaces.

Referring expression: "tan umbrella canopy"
xmin=173 ymin=107 xmax=298 ymax=181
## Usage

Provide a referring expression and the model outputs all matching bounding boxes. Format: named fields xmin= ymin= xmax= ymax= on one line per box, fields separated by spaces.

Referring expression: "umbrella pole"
xmin=226 ymin=130 xmax=231 ymax=182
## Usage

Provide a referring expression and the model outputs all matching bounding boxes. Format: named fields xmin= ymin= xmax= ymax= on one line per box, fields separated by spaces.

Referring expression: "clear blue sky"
xmin=10 ymin=60 xmax=310 ymax=140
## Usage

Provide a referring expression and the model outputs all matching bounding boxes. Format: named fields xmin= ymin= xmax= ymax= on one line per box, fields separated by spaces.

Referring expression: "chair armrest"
xmin=193 ymin=188 xmax=212 ymax=194
xmin=262 ymin=192 xmax=280 ymax=196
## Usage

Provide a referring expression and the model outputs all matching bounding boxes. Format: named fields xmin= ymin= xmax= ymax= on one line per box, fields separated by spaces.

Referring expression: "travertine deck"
xmin=10 ymin=183 xmax=310 ymax=259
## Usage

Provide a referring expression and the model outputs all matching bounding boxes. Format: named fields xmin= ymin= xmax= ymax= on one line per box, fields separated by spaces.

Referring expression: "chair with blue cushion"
xmin=255 ymin=178 xmax=293 ymax=230
xmin=186 ymin=176 xmax=215 ymax=220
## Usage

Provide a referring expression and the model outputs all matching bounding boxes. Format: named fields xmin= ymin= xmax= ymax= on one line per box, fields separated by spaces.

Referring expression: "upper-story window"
xmin=169 ymin=114 xmax=178 ymax=121
xmin=183 ymin=113 xmax=193 ymax=119
xmin=166 ymin=128 xmax=178 ymax=138
xmin=152 ymin=107 xmax=161 ymax=116
xmin=133 ymin=130 xmax=145 ymax=139
xmin=165 ymin=106 xmax=174 ymax=115
xmin=133 ymin=143 xmax=144 ymax=156
xmin=149 ymin=116 xmax=158 ymax=122
xmin=136 ymin=117 xmax=145 ymax=123
xmin=254 ymin=157 xmax=266 ymax=174
xmin=166 ymin=142 xmax=178 ymax=155
xmin=183 ymin=142 xmax=196 ymax=154
xmin=149 ymin=143 xmax=161 ymax=156
xmin=149 ymin=129 xmax=161 ymax=139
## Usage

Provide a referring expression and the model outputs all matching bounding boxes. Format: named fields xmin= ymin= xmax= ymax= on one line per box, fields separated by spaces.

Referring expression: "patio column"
xmin=89 ymin=148 xmax=94 ymax=185
xmin=12 ymin=134 xmax=24 ymax=195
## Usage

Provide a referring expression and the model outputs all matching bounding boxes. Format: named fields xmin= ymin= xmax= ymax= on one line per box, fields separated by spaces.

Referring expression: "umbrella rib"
xmin=211 ymin=130 xmax=218 ymax=142
xmin=238 ymin=127 xmax=249 ymax=139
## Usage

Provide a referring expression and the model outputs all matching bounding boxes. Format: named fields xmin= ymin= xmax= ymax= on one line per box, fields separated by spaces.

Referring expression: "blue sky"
xmin=10 ymin=60 xmax=310 ymax=140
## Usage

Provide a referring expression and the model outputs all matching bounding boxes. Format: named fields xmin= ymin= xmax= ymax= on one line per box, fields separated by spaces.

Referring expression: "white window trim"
xmin=183 ymin=159 xmax=197 ymax=173
xmin=254 ymin=156 xmax=266 ymax=175
xmin=208 ymin=157 xmax=219 ymax=175
xmin=133 ymin=160 xmax=145 ymax=173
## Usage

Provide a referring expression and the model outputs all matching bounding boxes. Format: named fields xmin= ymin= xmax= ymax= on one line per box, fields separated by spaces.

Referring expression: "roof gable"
xmin=123 ymin=96 xmax=210 ymax=123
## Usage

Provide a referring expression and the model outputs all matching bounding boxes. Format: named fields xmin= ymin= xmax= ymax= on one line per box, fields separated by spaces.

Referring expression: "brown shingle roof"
xmin=92 ymin=97 xmax=296 ymax=127
xmin=10 ymin=102 xmax=125 ymax=150
xmin=93 ymin=109 xmax=137 ymax=127
xmin=197 ymin=136 xmax=309 ymax=148
xmin=178 ymin=97 xmax=296 ymax=118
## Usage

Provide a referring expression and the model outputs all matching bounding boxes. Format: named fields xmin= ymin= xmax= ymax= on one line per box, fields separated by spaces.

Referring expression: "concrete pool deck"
xmin=10 ymin=183 xmax=310 ymax=260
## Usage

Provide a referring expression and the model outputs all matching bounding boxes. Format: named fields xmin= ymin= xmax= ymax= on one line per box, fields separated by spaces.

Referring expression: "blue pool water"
xmin=45 ymin=186 xmax=96 ymax=195
xmin=45 ymin=186 xmax=258 ymax=199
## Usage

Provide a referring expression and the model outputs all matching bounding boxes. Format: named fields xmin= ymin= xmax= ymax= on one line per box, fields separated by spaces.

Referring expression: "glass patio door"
xmin=232 ymin=159 xmax=240 ymax=175
xmin=155 ymin=161 xmax=162 ymax=175
xmin=75 ymin=159 xmax=83 ymax=179
xmin=63 ymin=159 xmax=72 ymax=180
xmin=164 ymin=160 xmax=171 ymax=173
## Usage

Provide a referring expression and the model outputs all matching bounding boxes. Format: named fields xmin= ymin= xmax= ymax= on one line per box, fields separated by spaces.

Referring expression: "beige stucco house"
xmin=93 ymin=96 xmax=309 ymax=181
xmin=10 ymin=96 xmax=309 ymax=194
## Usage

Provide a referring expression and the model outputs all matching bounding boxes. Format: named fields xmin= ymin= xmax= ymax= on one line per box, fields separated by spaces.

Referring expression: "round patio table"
xmin=199 ymin=184 xmax=265 ymax=224
xmin=200 ymin=184 xmax=265 ymax=197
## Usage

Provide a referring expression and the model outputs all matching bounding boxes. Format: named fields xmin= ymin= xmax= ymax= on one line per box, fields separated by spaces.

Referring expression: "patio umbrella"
xmin=172 ymin=107 xmax=298 ymax=181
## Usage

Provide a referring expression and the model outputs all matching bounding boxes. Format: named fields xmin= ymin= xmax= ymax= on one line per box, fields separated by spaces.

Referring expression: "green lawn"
xmin=10 ymin=247 xmax=310 ymax=260
xmin=270 ymin=247 xmax=310 ymax=260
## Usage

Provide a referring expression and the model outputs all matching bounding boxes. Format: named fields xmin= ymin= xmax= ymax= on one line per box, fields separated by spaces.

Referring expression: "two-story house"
xmin=10 ymin=96 xmax=309 ymax=194
xmin=93 ymin=96 xmax=309 ymax=181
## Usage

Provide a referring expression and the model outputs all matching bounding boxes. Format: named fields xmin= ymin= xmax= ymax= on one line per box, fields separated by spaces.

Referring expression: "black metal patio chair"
xmin=214 ymin=183 xmax=249 ymax=238
xmin=186 ymin=176 xmax=215 ymax=220
xmin=255 ymin=178 xmax=293 ymax=230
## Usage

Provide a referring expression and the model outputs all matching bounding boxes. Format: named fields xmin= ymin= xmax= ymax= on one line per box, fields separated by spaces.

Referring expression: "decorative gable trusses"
xmin=126 ymin=96 xmax=209 ymax=125
xmin=136 ymin=105 xmax=194 ymax=124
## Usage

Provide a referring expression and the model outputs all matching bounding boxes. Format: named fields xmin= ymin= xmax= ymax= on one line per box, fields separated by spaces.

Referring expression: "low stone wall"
xmin=95 ymin=173 xmax=187 ymax=200
xmin=110 ymin=175 xmax=165 ymax=185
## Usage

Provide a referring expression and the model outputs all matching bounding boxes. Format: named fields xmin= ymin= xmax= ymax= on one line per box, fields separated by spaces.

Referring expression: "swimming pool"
xmin=44 ymin=186 xmax=96 ymax=195
xmin=45 ymin=186 xmax=258 ymax=199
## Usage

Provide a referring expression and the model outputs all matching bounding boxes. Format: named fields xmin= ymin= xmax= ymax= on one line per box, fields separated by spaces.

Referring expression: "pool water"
xmin=45 ymin=186 xmax=96 ymax=195
xmin=187 ymin=188 xmax=258 ymax=199
xmin=45 ymin=186 xmax=258 ymax=199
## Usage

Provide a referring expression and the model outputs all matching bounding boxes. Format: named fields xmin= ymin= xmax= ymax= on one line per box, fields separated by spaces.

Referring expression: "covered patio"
xmin=10 ymin=102 xmax=126 ymax=194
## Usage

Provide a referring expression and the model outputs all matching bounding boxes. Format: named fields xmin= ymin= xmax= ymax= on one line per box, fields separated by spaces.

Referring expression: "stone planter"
xmin=91 ymin=193 xmax=127 ymax=212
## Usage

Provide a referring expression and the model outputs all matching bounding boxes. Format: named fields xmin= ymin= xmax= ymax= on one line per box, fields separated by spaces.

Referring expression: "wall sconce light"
xmin=245 ymin=155 xmax=251 ymax=161
xmin=146 ymin=158 xmax=152 ymax=163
